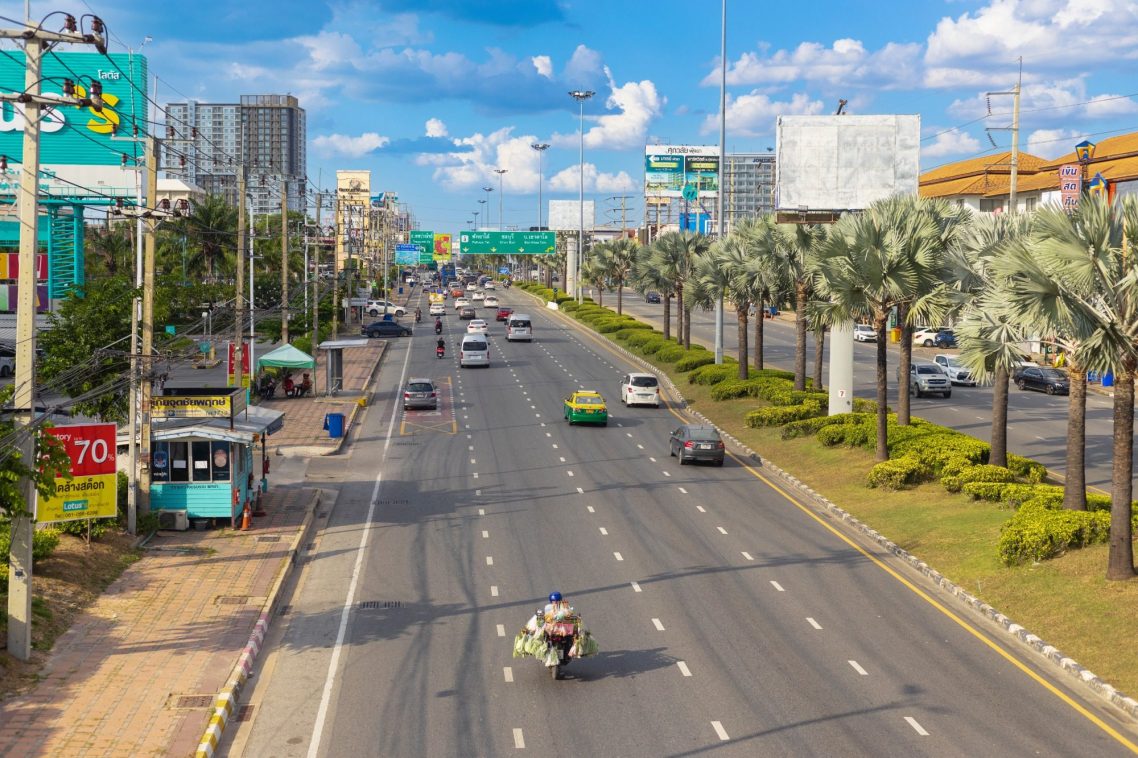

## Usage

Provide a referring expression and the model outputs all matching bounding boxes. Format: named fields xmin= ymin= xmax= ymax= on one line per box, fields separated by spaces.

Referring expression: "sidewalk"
xmin=0 ymin=486 xmax=320 ymax=758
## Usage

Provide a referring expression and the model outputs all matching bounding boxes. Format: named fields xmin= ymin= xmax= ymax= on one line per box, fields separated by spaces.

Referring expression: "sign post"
xmin=39 ymin=423 xmax=119 ymax=523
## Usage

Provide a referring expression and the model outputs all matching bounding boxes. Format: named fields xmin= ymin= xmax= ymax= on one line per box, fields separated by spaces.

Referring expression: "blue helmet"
xmin=548 ymin=591 xmax=562 ymax=603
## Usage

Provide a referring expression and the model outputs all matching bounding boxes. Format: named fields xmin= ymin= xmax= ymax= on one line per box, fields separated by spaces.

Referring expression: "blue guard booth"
xmin=148 ymin=388 xmax=284 ymax=527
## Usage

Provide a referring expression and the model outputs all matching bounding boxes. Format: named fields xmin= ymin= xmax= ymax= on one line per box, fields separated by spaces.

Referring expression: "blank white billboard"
xmin=776 ymin=115 xmax=920 ymax=212
xmin=548 ymin=200 xmax=595 ymax=231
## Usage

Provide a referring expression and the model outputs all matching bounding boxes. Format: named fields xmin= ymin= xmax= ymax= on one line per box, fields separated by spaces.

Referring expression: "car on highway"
xmin=933 ymin=354 xmax=977 ymax=386
xmin=365 ymin=299 xmax=406 ymax=318
xmin=853 ymin=324 xmax=876 ymax=342
xmin=450 ymin=287 xmax=465 ymax=298
xmin=459 ymin=335 xmax=490 ymax=367
xmin=483 ymin=281 xmax=496 ymax=290
xmin=564 ymin=390 xmax=608 ymax=425
xmin=403 ymin=378 xmax=438 ymax=410
xmin=467 ymin=319 xmax=488 ymax=334
xmin=669 ymin=424 xmax=725 ymax=466
xmin=506 ymin=314 xmax=532 ymax=341
xmin=429 ymin=302 xmax=446 ymax=317
xmin=471 ymin=291 xmax=485 ymax=302
xmin=645 ymin=291 xmax=661 ymax=304
xmin=900 ymin=361 xmax=952 ymax=398
xmin=620 ymin=372 xmax=660 ymax=407
xmin=496 ymin=306 xmax=514 ymax=322
xmin=454 ymin=297 xmax=471 ymax=310
xmin=459 ymin=305 xmax=477 ymax=320
xmin=484 ymin=295 xmax=500 ymax=308
xmin=362 ymin=320 xmax=413 ymax=338
xmin=1015 ymin=366 xmax=1070 ymax=395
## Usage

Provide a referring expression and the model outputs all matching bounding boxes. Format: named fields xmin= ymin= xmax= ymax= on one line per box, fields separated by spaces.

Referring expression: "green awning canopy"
xmin=256 ymin=344 xmax=316 ymax=372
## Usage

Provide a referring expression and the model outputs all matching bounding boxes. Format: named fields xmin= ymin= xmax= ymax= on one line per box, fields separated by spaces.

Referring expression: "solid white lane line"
xmin=599 ymin=527 xmax=608 ymax=535
xmin=652 ymin=618 xmax=665 ymax=631
xmin=849 ymin=660 xmax=868 ymax=676
xmin=587 ymin=506 xmax=595 ymax=513
xmin=717 ymin=526 xmax=728 ymax=535
xmin=741 ymin=552 xmax=754 ymax=561
xmin=631 ymin=581 xmax=642 ymax=592
xmin=696 ymin=505 xmax=706 ymax=513
xmin=711 ymin=721 xmax=729 ymax=741
xmin=491 ymin=585 xmax=499 ymax=597
xmin=677 ymin=661 xmax=692 ymax=677
xmin=662 ymin=471 xmax=671 ymax=477
xmin=486 ymin=556 xmax=494 ymax=566
xmin=614 ymin=552 xmax=624 ymax=561
xmin=513 ymin=728 xmax=526 ymax=748
xmin=576 ymin=487 xmax=584 ymax=494
xmin=497 ymin=624 xmax=506 ymax=637
xmin=806 ymin=617 xmax=822 ymax=630
xmin=770 ymin=580 xmax=785 ymax=592
xmin=678 ymin=487 xmax=688 ymax=494
xmin=482 ymin=530 xmax=489 ymax=538
xmin=504 ymin=666 xmax=514 ymax=682
xmin=905 ymin=717 xmax=929 ymax=736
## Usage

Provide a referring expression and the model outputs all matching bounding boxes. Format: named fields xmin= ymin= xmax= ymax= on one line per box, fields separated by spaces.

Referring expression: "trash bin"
xmin=323 ymin=412 xmax=345 ymax=438
xmin=890 ymin=327 xmax=902 ymax=343
xmin=1103 ymin=371 xmax=1114 ymax=388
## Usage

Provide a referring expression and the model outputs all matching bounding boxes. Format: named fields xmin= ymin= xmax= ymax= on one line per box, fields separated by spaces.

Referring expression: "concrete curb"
xmin=525 ymin=289 xmax=1138 ymax=723
xmin=194 ymin=489 xmax=324 ymax=758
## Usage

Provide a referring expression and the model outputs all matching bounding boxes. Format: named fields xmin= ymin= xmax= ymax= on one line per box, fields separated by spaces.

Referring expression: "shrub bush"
xmin=688 ymin=363 xmax=738 ymax=385
xmin=637 ymin=337 xmax=669 ymax=356
xmin=654 ymin=344 xmax=685 ymax=363
xmin=612 ymin=324 xmax=654 ymax=341
xmin=0 ymin=524 xmax=61 ymax=590
xmin=559 ymin=300 xmax=580 ymax=313
xmin=997 ymin=501 xmax=1111 ymax=565
xmin=1006 ymin=453 xmax=1047 ymax=483
xmin=676 ymin=352 xmax=715 ymax=372
xmin=710 ymin=378 xmax=761 ymax=401
xmin=745 ymin=400 xmax=823 ymax=428
xmin=780 ymin=413 xmax=864 ymax=440
xmin=596 ymin=320 xmax=636 ymax=333
xmin=866 ymin=454 xmax=932 ymax=490
xmin=624 ymin=331 xmax=659 ymax=348
xmin=961 ymin=481 xmax=1012 ymax=502
xmin=941 ymin=464 xmax=1016 ymax=493
xmin=852 ymin=397 xmax=880 ymax=413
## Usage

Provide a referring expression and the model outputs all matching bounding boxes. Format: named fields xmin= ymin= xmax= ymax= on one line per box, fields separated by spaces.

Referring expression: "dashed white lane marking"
xmin=482 ymin=530 xmax=489 ymax=539
xmin=587 ymin=506 xmax=595 ymax=513
xmin=478 ymin=508 xmax=485 ymax=516
xmin=513 ymin=728 xmax=526 ymax=748
xmin=717 ymin=526 xmax=728 ymax=535
xmin=530 ymin=405 xmax=537 ymax=410
xmin=497 ymin=624 xmax=506 ymax=637
xmin=631 ymin=581 xmax=642 ymax=592
xmin=535 ymin=413 xmax=542 ymax=418
xmin=469 ymin=445 xmax=474 ymax=451
xmin=476 ymin=489 xmax=482 ymax=496
xmin=662 ymin=471 xmax=671 ymax=477
xmin=567 ymin=471 xmax=575 ymax=477
xmin=473 ymin=472 xmax=479 ymax=479
xmin=696 ymin=505 xmax=706 ymax=513
xmin=807 ymin=617 xmax=822 ymax=630
xmin=486 ymin=556 xmax=494 ymax=566
xmin=503 ymin=667 xmax=514 ymax=683
xmin=741 ymin=551 xmax=754 ymax=561
xmin=678 ymin=487 xmax=688 ymax=494
xmin=463 ymin=415 xmax=469 ymax=420
xmin=770 ymin=580 xmax=785 ymax=592
xmin=617 ymin=423 xmax=624 ymax=427
xmin=848 ymin=660 xmax=868 ymax=676
xmin=904 ymin=717 xmax=929 ymax=736
xmin=677 ymin=661 xmax=692 ymax=677
xmin=546 ymin=432 xmax=552 ymax=437
xmin=649 ymin=457 xmax=657 ymax=463
xmin=614 ymin=552 xmax=624 ymax=561
xmin=652 ymin=618 xmax=665 ymax=631
xmin=711 ymin=721 xmax=729 ymax=741
xmin=1035 ymin=435 xmax=1045 ymax=440
xmin=540 ymin=422 xmax=546 ymax=427
xmin=637 ymin=444 xmax=644 ymax=450
xmin=576 ymin=487 xmax=584 ymax=494
xmin=599 ymin=527 xmax=608 ymax=535
xmin=466 ymin=434 xmax=472 ymax=440
xmin=975 ymin=415 xmax=985 ymax=421
xmin=626 ymin=432 xmax=633 ymax=438
xmin=465 ymin=425 xmax=471 ymax=430
xmin=559 ymin=456 xmax=566 ymax=463
xmin=552 ymin=443 xmax=559 ymax=449
xmin=470 ymin=458 xmax=477 ymax=464
xmin=491 ymin=586 xmax=499 ymax=597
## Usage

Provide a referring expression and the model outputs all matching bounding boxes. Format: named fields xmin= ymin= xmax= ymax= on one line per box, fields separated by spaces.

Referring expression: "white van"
xmin=460 ymin=335 xmax=490 ymax=367
xmin=506 ymin=314 xmax=532 ymax=342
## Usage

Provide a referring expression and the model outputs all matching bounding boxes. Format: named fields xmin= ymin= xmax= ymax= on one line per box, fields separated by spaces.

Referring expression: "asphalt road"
xmin=607 ymin=290 xmax=1129 ymax=492
xmin=226 ymin=287 xmax=1138 ymax=757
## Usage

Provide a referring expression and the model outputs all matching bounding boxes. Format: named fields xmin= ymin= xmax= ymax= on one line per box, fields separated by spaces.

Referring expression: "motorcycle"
xmin=434 ymin=321 xmax=443 ymax=335
xmin=415 ymin=309 xmax=422 ymax=323
xmin=544 ymin=628 xmax=575 ymax=680
xmin=436 ymin=345 xmax=446 ymax=359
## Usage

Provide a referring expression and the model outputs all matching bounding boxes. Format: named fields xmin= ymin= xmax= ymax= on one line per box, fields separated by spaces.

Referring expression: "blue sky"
xmin=24 ymin=0 xmax=1138 ymax=233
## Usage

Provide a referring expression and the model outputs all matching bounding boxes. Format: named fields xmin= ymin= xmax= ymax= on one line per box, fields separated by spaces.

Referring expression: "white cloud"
xmin=709 ymin=39 xmax=922 ymax=90
xmin=425 ymin=118 xmax=448 ymax=138
xmin=532 ymin=55 xmax=553 ymax=78
xmin=948 ymin=77 xmax=1138 ymax=124
xmin=226 ymin=63 xmax=270 ymax=80
xmin=420 ymin=126 xmax=547 ymax=193
xmin=700 ymin=91 xmax=824 ymax=137
xmin=312 ymin=132 xmax=389 ymax=158
xmin=551 ymin=67 xmax=664 ymax=151
xmin=1086 ymin=93 xmax=1138 ymax=117
xmin=564 ymin=44 xmax=604 ymax=84
xmin=1026 ymin=128 xmax=1082 ymax=157
xmin=548 ymin=163 xmax=637 ymax=193
xmin=921 ymin=130 xmax=983 ymax=158
xmin=295 ymin=31 xmax=364 ymax=70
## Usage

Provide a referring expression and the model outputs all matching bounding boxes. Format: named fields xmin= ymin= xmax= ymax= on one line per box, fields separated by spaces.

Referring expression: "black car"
xmin=645 ymin=291 xmax=661 ymax=304
xmin=362 ymin=320 xmax=412 ymax=338
xmin=933 ymin=329 xmax=957 ymax=349
xmin=1015 ymin=366 xmax=1070 ymax=395
xmin=669 ymin=424 xmax=725 ymax=466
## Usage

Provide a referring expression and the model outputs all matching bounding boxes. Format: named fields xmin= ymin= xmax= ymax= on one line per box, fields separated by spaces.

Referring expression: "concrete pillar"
xmin=828 ymin=321 xmax=854 ymax=415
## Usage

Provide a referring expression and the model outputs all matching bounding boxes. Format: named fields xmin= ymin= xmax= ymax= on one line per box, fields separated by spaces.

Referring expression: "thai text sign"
xmin=644 ymin=145 xmax=720 ymax=198
xmin=38 ymin=423 xmax=118 ymax=522
xmin=459 ymin=231 xmax=556 ymax=255
xmin=152 ymin=389 xmax=247 ymax=419
xmin=1059 ymin=164 xmax=1081 ymax=209
xmin=410 ymin=230 xmax=435 ymax=263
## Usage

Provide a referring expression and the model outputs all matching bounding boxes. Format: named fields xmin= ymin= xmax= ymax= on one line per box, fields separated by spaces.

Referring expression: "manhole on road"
xmin=359 ymin=600 xmax=403 ymax=610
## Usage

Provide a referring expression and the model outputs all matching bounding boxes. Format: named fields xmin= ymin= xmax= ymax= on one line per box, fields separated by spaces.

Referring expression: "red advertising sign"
xmin=1059 ymin=163 xmax=1082 ymax=210
xmin=226 ymin=340 xmax=251 ymax=388
xmin=39 ymin=422 xmax=118 ymax=522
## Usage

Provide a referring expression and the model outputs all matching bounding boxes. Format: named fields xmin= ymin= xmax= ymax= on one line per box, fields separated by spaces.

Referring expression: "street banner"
xmin=433 ymin=233 xmax=452 ymax=262
xmin=38 ymin=423 xmax=118 ymax=523
xmin=459 ymin=231 xmax=556 ymax=255
xmin=1059 ymin=163 xmax=1081 ymax=209
xmin=226 ymin=341 xmax=251 ymax=388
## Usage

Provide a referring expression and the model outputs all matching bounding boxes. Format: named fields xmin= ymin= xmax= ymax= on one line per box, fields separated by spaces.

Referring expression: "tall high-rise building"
xmin=724 ymin=153 xmax=776 ymax=226
xmin=163 ymin=94 xmax=306 ymax=217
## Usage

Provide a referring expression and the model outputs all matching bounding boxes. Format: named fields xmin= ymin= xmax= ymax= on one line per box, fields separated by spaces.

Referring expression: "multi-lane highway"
xmin=226 ymin=286 xmax=1138 ymax=756
xmin=610 ymin=292 xmax=1129 ymax=491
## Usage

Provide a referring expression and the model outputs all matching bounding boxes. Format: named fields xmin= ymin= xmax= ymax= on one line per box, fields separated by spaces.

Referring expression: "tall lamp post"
xmin=478 ymin=198 xmax=487 ymax=229
xmin=481 ymin=186 xmax=494 ymax=229
xmin=569 ymin=90 xmax=595 ymax=303
xmin=531 ymin=142 xmax=550 ymax=284
xmin=494 ymin=168 xmax=508 ymax=230
xmin=714 ymin=0 xmax=727 ymax=363
xmin=473 ymin=211 xmax=480 ymax=229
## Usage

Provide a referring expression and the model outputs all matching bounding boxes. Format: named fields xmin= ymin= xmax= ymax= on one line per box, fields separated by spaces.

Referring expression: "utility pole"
xmin=281 ymin=179 xmax=289 ymax=342
xmin=986 ymin=60 xmax=1023 ymax=214
xmin=332 ymin=196 xmax=340 ymax=338
xmin=1 ymin=13 xmax=105 ymax=662
xmin=234 ymin=165 xmax=246 ymax=389
xmin=714 ymin=0 xmax=726 ymax=364
xmin=313 ymin=192 xmax=321 ymax=370
xmin=138 ymin=134 xmax=158 ymax=514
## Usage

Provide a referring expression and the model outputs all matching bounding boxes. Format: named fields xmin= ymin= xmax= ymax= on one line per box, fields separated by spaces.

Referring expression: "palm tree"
xmin=774 ymin=223 xmax=826 ymax=391
xmin=812 ymin=198 xmax=944 ymax=461
xmin=182 ymin=194 xmax=238 ymax=282
xmin=86 ymin=222 xmax=135 ymax=278
xmin=650 ymin=232 xmax=701 ymax=346
xmin=740 ymin=216 xmax=788 ymax=372
xmin=632 ymin=256 xmax=676 ymax=340
xmin=580 ymin=248 xmax=608 ymax=307
xmin=698 ymin=231 xmax=756 ymax=377
xmin=600 ymin=237 xmax=640 ymax=314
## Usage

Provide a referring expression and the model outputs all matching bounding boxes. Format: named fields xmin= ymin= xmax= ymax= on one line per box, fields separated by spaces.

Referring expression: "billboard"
xmin=644 ymin=145 xmax=720 ymax=198
xmin=775 ymin=115 xmax=920 ymax=212
xmin=38 ymin=423 xmax=119 ymax=523
xmin=433 ymin=233 xmax=452 ymax=262
xmin=548 ymin=200 xmax=595 ymax=231
xmin=0 ymin=51 xmax=147 ymax=197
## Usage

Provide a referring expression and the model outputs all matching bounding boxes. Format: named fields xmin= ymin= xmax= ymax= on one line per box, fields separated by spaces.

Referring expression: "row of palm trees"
xmin=578 ymin=194 xmax=1136 ymax=580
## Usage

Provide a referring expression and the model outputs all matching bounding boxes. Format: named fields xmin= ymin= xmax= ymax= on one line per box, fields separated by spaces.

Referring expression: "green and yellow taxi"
xmin=563 ymin=390 xmax=608 ymax=426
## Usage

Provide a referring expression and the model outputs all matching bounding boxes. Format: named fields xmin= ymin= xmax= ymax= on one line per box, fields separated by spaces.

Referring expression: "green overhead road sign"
xmin=459 ymin=231 xmax=556 ymax=255
xmin=410 ymin=230 xmax=434 ymax=263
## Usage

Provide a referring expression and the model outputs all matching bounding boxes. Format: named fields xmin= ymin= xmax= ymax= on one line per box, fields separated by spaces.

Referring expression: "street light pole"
xmin=569 ymin=90 xmax=594 ymax=304
xmin=531 ymin=143 xmax=550 ymax=284
xmin=714 ymin=0 xmax=727 ymax=364
xmin=494 ymin=168 xmax=508 ymax=230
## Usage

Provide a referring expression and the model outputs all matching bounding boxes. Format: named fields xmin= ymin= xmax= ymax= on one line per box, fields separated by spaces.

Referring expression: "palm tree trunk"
xmin=873 ymin=313 xmax=889 ymax=462
xmin=662 ymin=295 xmax=672 ymax=341
xmin=683 ymin=306 xmax=692 ymax=349
xmin=898 ymin=304 xmax=913 ymax=425
xmin=596 ymin=286 xmax=603 ymax=308
xmin=616 ymin=277 xmax=623 ymax=315
xmin=1063 ymin=360 xmax=1088 ymax=510
xmin=754 ymin=299 xmax=765 ymax=371
xmin=737 ymin=307 xmax=749 ymax=379
xmin=990 ymin=367 xmax=1009 ymax=468
xmin=794 ymin=280 xmax=807 ymax=391
xmin=813 ymin=326 xmax=825 ymax=391
xmin=1107 ymin=360 xmax=1136 ymax=580
xmin=676 ymin=286 xmax=685 ymax=345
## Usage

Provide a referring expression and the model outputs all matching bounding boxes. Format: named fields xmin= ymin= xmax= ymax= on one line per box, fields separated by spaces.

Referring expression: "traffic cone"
xmin=241 ymin=501 xmax=252 ymax=531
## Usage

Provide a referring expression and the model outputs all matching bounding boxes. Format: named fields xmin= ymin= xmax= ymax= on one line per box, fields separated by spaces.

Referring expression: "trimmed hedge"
xmin=997 ymin=500 xmax=1112 ymax=565
xmin=780 ymin=412 xmax=868 ymax=440
xmin=654 ymin=344 xmax=686 ymax=363
xmin=613 ymin=325 xmax=654 ymax=341
xmin=1007 ymin=453 xmax=1047 ymax=484
xmin=688 ymin=363 xmax=738 ymax=385
xmin=866 ymin=454 xmax=932 ymax=490
xmin=941 ymin=464 xmax=1016 ymax=493
xmin=675 ymin=352 xmax=717 ymax=372
xmin=745 ymin=400 xmax=823 ymax=427
xmin=597 ymin=320 xmax=638 ymax=333
xmin=637 ymin=337 xmax=669 ymax=356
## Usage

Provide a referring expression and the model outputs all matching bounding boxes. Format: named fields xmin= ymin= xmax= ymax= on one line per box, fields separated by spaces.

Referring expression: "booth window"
xmin=170 ymin=441 xmax=190 ymax=482
xmin=191 ymin=441 xmax=211 ymax=481
xmin=211 ymin=441 xmax=231 ymax=482
xmin=154 ymin=439 xmax=233 ymax=483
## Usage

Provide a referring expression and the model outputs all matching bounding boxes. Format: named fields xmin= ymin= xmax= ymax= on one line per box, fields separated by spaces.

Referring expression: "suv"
xmin=933 ymin=354 xmax=976 ymax=386
xmin=669 ymin=424 xmax=725 ymax=466
xmin=365 ymin=299 xmax=405 ymax=318
xmin=403 ymin=378 xmax=438 ymax=410
xmin=900 ymin=361 xmax=952 ymax=398
xmin=620 ymin=372 xmax=660 ymax=407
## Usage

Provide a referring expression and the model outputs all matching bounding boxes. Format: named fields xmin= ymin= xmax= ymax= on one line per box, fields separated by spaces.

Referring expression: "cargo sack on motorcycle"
xmin=513 ymin=631 xmax=530 ymax=658
xmin=542 ymin=646 xmax=562 ymax=667
xmin=577 ymin=630 xmax=599 ymax=657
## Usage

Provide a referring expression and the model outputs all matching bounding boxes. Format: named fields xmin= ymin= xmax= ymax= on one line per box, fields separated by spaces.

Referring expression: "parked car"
xmin=1015 ymin=366 xmax=1070 ymax=395
xmin=362 ymin=320 xmax=413 ymax=338
xmin=668 ymin=424 xmax=725 ymax=466
xmin=853 ymin=324 xmax=876 ymax=342
xmin=496 ymin=306 xmax=514 ymax=322
xmin=403 ymin=378 xmax=438 ymax=410
xmin=459 ymin=305 xmax=477 ymax=320
xmin=900 ymin=361 xmax=952 ymax=398
xmin=484 ymin=295 xmax=500 ymax=308
xmin=645 ymin=291 xmax=661 ymax=304
xmin=620 ymin=372 xmax=660 ymax=408
xmin=933 ymin=354 xmax=977 ymax=386
xmin=365 ymin=299 xmax=406 ymax=317
xmin=467 ymin=319 xmax=489 ymax=334
xmin=933 ymin=329 xmax=958 ymax=349
xmin=564 ymin=390 xmax=608 ymax=426
xmin=913 ymin=327 xmax=953 ymax=347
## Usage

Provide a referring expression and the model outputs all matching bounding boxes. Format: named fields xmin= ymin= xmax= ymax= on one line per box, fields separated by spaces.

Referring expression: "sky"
xmin=19 ymin=0 xmax=1138 ymax=234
